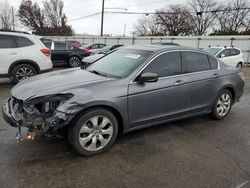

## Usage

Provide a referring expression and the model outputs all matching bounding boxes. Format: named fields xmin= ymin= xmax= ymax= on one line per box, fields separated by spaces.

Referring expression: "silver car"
xmin=2 ymin=45 xmax=245 ymax=156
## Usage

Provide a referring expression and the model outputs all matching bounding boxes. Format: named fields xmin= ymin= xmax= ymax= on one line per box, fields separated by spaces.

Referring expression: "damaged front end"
xmin=2 ymin=94 xmax=74 ymax=141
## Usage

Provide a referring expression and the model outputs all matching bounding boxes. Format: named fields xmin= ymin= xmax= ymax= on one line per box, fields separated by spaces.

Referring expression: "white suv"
xmin=0 ymin=31 xmax=53 ymax=83
xmin=203 ymin=47 xmax=244 ymax=68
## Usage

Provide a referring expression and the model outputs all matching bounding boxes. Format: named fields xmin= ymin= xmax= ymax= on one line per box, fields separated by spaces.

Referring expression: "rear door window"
xmin=16 ymin=36 xmax=34 ymax=47
xmin=0 ymin=35 xmax=15 ymax=48
xmin=99 ymin=44 xmax=105 ymax=48
xmin=54 ymin=42 xmax=66 ymax=50
xmin=182 ymin=51 xmax=210 ymax=73
xmin=66 ymin=44 xmax=74 ymax=50
xmin=143 ymin=52 xmax=182 ymax=77
xmin=91 ymin=44 xmax=98 ymax=49
xmin=229 ymin=49 xmax=237 ymax=56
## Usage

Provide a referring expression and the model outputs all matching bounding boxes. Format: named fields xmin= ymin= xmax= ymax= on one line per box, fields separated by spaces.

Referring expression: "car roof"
xmin=207 ymin=46 xmax=240 ymax=50
xmin=0 ymin=31 xmax=32 ymax=37
xmin=122 ymin=45 xmax=201 ymax=53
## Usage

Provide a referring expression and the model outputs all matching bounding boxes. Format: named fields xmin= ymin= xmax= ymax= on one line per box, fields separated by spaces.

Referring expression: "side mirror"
xmin=136 ymin=72 xmax=158 ymax=83
xmin=220 ymin=54 xmax=225 ymax=58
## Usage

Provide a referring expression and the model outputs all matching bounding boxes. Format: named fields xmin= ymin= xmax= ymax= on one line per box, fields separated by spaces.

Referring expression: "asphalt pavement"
xmin=0 ymin=68 xmax=250 ymax=188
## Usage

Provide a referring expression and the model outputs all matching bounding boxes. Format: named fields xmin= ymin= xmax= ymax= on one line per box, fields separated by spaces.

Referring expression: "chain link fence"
xmin=46 ymin=35 xmax=250 ymax=63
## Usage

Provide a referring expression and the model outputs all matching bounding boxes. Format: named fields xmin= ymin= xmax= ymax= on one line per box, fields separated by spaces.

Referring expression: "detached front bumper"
xmin=2 ymin=98 xmax=21 ymax=127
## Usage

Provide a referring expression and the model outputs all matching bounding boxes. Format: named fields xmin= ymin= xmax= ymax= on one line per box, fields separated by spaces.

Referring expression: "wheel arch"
xmin=8 ymin=60 xmax=40 ymax=76
xmin=70 ymin=104 xmax=124 ymax=135
xmin=220 ymin=85 xmax=235 ymax=102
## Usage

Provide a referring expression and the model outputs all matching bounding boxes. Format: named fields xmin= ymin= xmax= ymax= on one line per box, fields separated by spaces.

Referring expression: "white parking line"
xmin=236 ymin=180 xmax=249 ymax=188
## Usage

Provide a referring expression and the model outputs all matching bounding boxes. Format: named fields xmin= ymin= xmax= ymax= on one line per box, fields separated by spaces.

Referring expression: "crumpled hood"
xmin=11 ymin=68 xmax=110 ymax=101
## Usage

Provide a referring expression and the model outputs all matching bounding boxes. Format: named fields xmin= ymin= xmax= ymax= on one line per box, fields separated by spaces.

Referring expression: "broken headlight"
xmin=55 ymin=110 xmax=67 ymax=120
xmin=23 ymin=94 xmax=74 ymax=117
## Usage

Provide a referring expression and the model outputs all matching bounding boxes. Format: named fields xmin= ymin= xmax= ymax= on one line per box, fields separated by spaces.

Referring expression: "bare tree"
xmin=187 ymin=0 xmax=219 ymax=35
xmin=0 ymin=0 xmax=14 ymax=30
xmin=133 ymin=15 xmax=162 ymax=36
xmin=43 ymin=0 xmax=67 ymax=28
xmin=18 ymin=0 xmax=73 ymax=35
xmin=18 ymin=0 xmax=46 ymax=33
xmin=156 ymin=5 xmax=194 ymax=36
xmin=216 ymin=0 xmax=250 ymax=32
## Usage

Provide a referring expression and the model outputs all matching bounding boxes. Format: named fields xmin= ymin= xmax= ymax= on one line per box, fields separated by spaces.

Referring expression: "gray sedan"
xmin=2 ymin=45 xmax=245 ymax=156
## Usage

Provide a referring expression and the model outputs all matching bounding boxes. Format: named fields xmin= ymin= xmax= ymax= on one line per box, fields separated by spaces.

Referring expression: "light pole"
xmin=100 ymin=0 xmax=105 ymax=36
xmin=123 ymin=24 xmax=126 ymax=37
xmin=100 ymin=4 xmax=128 ymax=36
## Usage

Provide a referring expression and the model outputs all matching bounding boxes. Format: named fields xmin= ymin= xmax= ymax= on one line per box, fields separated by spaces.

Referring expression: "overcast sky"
xmin=9 ymin=0 xmax=187 ymax=36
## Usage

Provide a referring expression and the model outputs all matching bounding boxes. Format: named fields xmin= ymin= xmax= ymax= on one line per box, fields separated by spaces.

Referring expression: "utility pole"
xmin=11 ymin=6 xmax=15 ymax=31
xmin=100 ymin=0 xmax=105 ymax=36
xmin=123 ymin=24 xmax=126 ymax=37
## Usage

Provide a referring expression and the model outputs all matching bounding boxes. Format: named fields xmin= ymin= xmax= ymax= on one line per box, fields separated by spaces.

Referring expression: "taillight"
xmin=238 ymin=72 xmax=245 ymax=81
xmin=40 ymin=48 xmax=51 ymax=58
xmin=83 ymin=48 xmax=90 ymax=56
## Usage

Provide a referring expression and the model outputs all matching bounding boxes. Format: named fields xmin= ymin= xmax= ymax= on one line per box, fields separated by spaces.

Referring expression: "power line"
xmin=69 ymin=12 xmax=101 ymax=21
xmin=69 ymin=7 xmax=250 ymax=21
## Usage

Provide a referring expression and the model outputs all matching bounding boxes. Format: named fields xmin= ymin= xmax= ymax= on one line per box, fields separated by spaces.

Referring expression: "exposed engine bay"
xmin=5 ymin=94 xmax=74 ymax=141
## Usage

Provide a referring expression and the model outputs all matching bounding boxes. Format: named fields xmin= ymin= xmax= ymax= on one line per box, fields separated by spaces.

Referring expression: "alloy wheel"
xmin=16 ymin=67 xmax=35 ymax=81
xmin=79 ymin=116 xmax=113 ymax=151
xmin=69 ymin=57 xmax=81 ymax=67
xmin=216 ymin=93 xmax=231 ymax=117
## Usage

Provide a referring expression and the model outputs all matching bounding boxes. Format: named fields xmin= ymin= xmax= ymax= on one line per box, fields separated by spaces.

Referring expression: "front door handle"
xmin=174 ymin=80 xmax=183 ymax=86
xmin=213 ymin=73 xmax=219 ymax=78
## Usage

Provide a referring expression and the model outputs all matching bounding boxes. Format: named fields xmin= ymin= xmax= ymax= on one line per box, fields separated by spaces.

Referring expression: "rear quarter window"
xmin=235 ymin=49 xmax=240 ymax=55
xmin=208 ymin=56 xmax=218 ymax=69
xmin=43 ymin=42 xmax=52 ymax=49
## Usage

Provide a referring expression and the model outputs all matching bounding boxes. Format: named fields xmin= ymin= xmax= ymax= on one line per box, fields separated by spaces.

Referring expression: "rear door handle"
xmin=213 ymin=73 xmax=219 ymax=78
xmin=10 ymin=52 xmax=18 ymax=55
xmin=174 ymin=80 xmax=184 ymax=86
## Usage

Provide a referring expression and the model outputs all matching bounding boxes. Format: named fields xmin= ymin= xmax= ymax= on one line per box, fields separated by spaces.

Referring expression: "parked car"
xmin=152 ymin=42 xmax=180 ymax=46
xmin=82 ymin=53 xmax=105 ymax=68
xmin=3 ymin=45 xmax=245 ymax=156
xmin=89 ymin=45 xmax=124 ymax=55
xmin=66 ymin=40 xmax=82 ymax=48
xmin=83 ymin=43 xmax=106 ymax=56
xmin=203 ymin=47 xmax=244 ymax=68
xmin=43 ymin=41 xmax=84 ymax=67
xmin=0 ymin=31 xmax=52 ymax=83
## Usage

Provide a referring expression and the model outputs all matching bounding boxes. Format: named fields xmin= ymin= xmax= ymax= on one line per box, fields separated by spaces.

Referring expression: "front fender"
xmin=56 ymin=88 xmax=127 ymax=126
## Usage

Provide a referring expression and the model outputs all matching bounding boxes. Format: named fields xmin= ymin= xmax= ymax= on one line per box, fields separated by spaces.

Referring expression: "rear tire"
xmin=68 ymin=108 xmax=118 ymax=156
xmin=11 ymin=64 xmax=37 ymax=83
xmin=68 ymin=56 xmax=81 ymax=68
xmin=211 ymin=89 xmax=233 ymax=120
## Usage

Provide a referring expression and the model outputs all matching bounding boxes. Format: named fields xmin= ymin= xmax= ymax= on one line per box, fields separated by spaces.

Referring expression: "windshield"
xmin=100 ymin=46 xmax=112 ymax=50
xmin=87 ymin=49 xmax=152 ymax=78
xmin=203 ymin=48 xmax=221 ymax=56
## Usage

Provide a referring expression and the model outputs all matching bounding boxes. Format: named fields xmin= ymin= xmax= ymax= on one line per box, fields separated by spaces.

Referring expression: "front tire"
xmin=211 ymin=89 xmax=233 ymax=120
xmin=11 ymin=64 xmax=37 ymax=83
xmin=68 ymin=108 xmax=118 ymax=156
